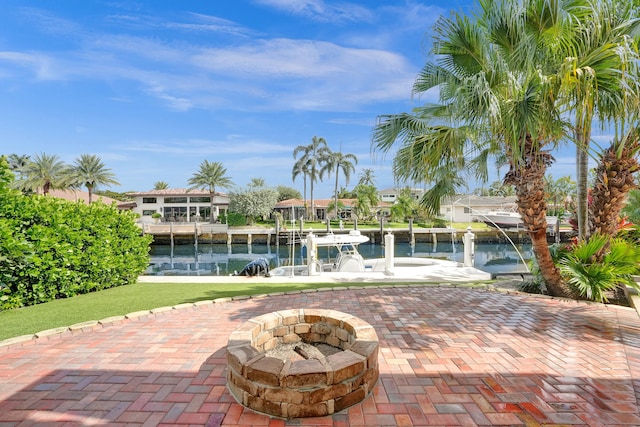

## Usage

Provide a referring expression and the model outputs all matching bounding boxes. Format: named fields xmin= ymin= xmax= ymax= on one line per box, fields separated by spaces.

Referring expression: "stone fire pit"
xmin=226 ymin=308 xmax=379 ymax=418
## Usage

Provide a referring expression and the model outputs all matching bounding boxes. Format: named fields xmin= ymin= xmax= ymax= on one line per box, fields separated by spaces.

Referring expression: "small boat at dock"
xmin=270 ymin=230 xmax=491 ymax=282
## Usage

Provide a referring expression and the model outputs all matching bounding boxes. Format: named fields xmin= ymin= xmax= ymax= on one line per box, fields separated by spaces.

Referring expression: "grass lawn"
xmin=0 ymin=280 xmax=435 ymax=341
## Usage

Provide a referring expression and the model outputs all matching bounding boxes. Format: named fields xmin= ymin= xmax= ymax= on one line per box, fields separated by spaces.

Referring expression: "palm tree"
xmin=353 ymin=184 xmax=379 ymax=221
xmin=320 ymin=150 xmax=358 ymax=219
xmin=390 ymin=188 xmax=419 ymax=222
xmin=249 ymin=177 xmax=265 ymax=188
xmin=292 ymin=136 xmax=330 ymax=220
xmin=358 ymin=168 xmax=375 ymax=186
xmin=187 ymin=160 xmax=233 ymax=223
xmin=292 ymin=156 xmax=310 ymax=212
xmin=559 ymin=0 xmax=640 ymax=241
xmin=154 ymin=181 xmax=169 ymax=190
xmin=589 ymin=127 xmax=640 ymax=242
xmin=373 ymin=0 xmax=575 ymax=297
xmin=71 ymin=154 xmax=120 ymax=203
xmin=12 ymin=153 xmax=71 ymax=195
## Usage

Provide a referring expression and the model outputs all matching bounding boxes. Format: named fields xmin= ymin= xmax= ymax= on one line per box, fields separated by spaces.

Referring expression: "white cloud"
xmin=254 ymin=0 xmax=373 ymax=23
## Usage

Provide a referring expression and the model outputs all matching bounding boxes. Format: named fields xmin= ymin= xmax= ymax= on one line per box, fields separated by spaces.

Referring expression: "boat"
xmin=473 ymin=210 xmax=559 ymax=230
xmin=270 ymin=230 xmax=492 ymax=282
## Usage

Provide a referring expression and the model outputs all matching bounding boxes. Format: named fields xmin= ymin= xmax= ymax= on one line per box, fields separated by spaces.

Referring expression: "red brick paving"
xmin=1 ymin=285 xmax=640 ymax=426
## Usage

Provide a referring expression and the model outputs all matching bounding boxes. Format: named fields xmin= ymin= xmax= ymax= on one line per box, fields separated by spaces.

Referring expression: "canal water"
xmin=145 ymin=240 xmax=534 ymax=277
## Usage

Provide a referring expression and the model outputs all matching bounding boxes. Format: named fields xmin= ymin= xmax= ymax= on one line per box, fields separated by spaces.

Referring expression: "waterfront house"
xmin=378 ymin=187 xmax=425 ymax=204
xmin=274 ymin=198 xmax=392 ymax=221
xmin=127 ymin=188 xmax=229 ymax=223
xmin=439 ymin=195 xmax=518 ymax=223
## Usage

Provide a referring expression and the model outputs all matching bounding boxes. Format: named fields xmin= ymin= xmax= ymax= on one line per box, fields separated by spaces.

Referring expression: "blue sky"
xmin=0 ymin=0 xmax=585 ymax=198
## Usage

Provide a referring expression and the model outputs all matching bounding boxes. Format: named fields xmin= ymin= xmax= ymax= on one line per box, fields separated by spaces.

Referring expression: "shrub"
xmin=557 ymin=234 xmax=640 ymax=303
xmin=0 ymin=165 xmax=151 ymax=309
xmin=226 ymin=212 xmax=247 ymax=226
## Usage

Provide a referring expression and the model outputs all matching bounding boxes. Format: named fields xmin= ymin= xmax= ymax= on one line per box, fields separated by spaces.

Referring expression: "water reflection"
xmin=146 ymin=241 xmax=532 ymax=276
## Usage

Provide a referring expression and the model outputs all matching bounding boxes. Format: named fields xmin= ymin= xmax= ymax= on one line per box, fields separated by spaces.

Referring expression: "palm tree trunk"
xmin=310 ymin=179 xmax=315 ymax=221
xmin=303 ymin=175 xmax=308 ymax=219
xmin=210 ymin=190 xmax=215 ymax=223
xmin=334 ymin=166 xmax=339 ymax=220
xmin=575 ymin=127 xmax=589 ymax=241
xmin=504 ymin=136 xmax=575 ymax=299
xmin=589 ymin=133 xmax=640 ymax=250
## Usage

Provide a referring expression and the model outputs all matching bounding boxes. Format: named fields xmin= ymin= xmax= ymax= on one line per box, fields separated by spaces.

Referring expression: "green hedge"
xmin=0 ymin=175 xmax=151 ymax=310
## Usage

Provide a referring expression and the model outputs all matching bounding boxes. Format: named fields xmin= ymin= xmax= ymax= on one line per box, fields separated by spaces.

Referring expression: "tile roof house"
xmin=48 ymin=189 xmax=132 ymax=209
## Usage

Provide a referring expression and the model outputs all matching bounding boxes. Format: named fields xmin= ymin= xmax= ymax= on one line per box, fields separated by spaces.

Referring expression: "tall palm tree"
xmin=292 ymin=136 xmax=330 ymax=220
xmin=188 ymin=160 xmax=233 ymax=223
xmin=559 ymin=0 xmax=640 ymax=241
xmin=320 ymin=150 xmax=358 ymax=219
xmin=71 ymin=154 xmax=120 ymax=203
xmin=373 ymin=0 xmax=576 ymax=297
xmin=154 ymin=181 xmax=169 ymax=190
xmin=12 ymin=153 xmax=71 ymax=195
xmin=292 ymin=156 xmax=310 ymax=211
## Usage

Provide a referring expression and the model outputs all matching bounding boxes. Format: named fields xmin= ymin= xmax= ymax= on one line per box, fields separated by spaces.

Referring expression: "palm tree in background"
xmin=320 ymin=149 xmax=358 ymax=219
xmin=154 ymin=181 xmax=169 ymax=190
xmin=188 ymin=160 xmax=233 ymax=223
xmin=71 ymin=154 xmax=120 ymax=203
xmin=358 ymin=168 xmax=375 ymax=187
xmin=353 ymin=183 xmax=379 ymax=221
xmin=292 ymin=136 xmax=330 ymax=220
xmin=12 ymin=153 xmax=71 ymax=195
xmin=559 ymin=0 xmax=640 ymax=241
xmin=292 ymin=156 xmax=310 ymax=210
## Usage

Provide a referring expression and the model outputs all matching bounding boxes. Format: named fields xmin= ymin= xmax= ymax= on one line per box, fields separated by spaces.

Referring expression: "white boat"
xmin=270 ymin=230 xmax=491 ymax=282
xmin=473 ymin=210 xmax=558 ymax=230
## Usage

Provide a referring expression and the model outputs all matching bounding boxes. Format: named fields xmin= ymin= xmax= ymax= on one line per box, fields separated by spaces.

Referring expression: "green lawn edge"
xmin=0 ymin=280 xmax=492 ymax=342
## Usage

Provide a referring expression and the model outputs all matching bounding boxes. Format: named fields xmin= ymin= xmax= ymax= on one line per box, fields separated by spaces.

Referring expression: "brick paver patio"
xmin=1 ymin=285 xmax=640 ymax=426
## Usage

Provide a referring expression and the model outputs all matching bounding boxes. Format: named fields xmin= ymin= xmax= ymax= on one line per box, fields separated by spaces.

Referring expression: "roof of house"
xmin=48 ymin=189 xmax=123 ymax=207
xmin=126 ymin=188 xmax=227 ymax=197
xmin=447 ymin=195 xmax=517 ymax=207
xmin=275 ymin=198 xmax=392 ymax=209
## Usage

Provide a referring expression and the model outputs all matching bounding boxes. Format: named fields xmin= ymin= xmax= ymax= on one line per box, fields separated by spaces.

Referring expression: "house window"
xmin=164 ymin=197 xmax=188 ymax=203
xmin=142 ymin=210 xmax=156 ymax=216
xmin=190 ymin=196 xmax=211 ymax=203
xmin=164 ymin=206 xmax=187 ymax=221
xmin=142 ymin=197 xmax=157 ymax=203
xmin=463 ymin=207 xmax=471 ymax=213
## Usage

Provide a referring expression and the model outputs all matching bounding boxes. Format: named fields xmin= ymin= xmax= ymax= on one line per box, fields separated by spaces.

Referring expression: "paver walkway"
xmin=1 ymin=285 xmax=640 ymax=426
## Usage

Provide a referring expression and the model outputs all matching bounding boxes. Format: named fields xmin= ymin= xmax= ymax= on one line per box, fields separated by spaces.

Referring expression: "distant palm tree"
xmin=292 ymin=156 xmax=311 ymax=212
xmin=7 ymin=154 xmax=30 ymax=171
xmin=320 ymin=150 xmax=358 ymax=219
xmin=188 ymin=160 xmax=233 ymax=223
xmin=71 ymin=154 xmax=120 ymax=203
xmin=292 ymin=136 xmax=330 ymax=220
xmin=353 ymin=184 xmax=379 ymax=221
xmin=12 ymin=153 xmax=71 ymax=195
xmin=358 ymin=168 xmax=375 ymax=187
xmin=249 ymin=177 xmax=265 ymax=188
xmin=154 ymin=181 xmax=169 ymax=190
